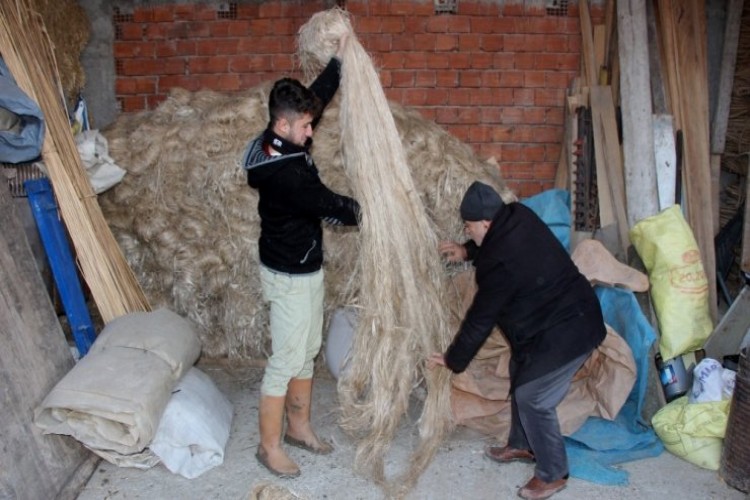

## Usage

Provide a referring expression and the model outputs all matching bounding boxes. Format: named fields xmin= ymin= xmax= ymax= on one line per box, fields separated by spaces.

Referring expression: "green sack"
xmin=651 ymin=396 xmax=729 ymax=470
xmin=629 ymin=205 xmax=713 ymax=359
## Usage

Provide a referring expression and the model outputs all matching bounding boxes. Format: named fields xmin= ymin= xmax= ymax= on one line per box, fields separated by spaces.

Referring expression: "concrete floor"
xmin=76 ymin=364 xmax=745 ymax=500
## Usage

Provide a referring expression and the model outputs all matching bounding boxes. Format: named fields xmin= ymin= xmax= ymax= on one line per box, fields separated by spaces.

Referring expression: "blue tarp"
xmin=0 ymin=57 xmax=44 ymax=164
xmin=523 ymin=189 xmax=664 ymax=486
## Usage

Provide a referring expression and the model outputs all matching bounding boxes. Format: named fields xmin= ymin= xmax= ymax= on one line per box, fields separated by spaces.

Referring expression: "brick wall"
xmin=113 ymin=0 xmax=594 ymax=197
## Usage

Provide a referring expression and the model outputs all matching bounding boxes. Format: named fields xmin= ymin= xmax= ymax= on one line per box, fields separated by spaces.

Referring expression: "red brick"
xmin=402 ymin=88 xmax=427 ymax=106
xmin=391 ymin=1 xmax=433 ymax=16
xmin=239 ymin=73 xmax=267 ymax=89
xmin=523 ymin=107 xmax=546 ymax=124
xmin=258 ymin=2 xmax=283 ymax=18
xmin=471 ymin=53 xmax=494 ymax=70
xmin=272 ymin=55 xmax=297 ymax=73
xmin=513 ymin=88 xmax=534 ymax=106
xmin=114 ymin=41 xmax=155 ymax=58
xmin=392 ymin=35 xmax=415 ymax=51
xmin=492 ymin=88 xmax=514 ymax=106
xmin=175 ymin=40 xmax=196 ymax=56
xmin=480 ymin=34 xmax=504 ymax=52
xmin=195 ymin=39 xmax=240 ymax=56
xmin=468 ymin=125 xmax=491 ymax=142
xmin=364 ymin=34 xmax=393 ymax=52
xmin=447 ymin=16 xmax=471 ymax=33
xmin=481 ymin=72 xmax=501 ymax=87
xmin=380 ymin=52 xmax=405 ymax=69
xmin=414 ymin=33 xmax=437 ymax=51
xmin=491 ymin=126 xmax=514 ymax=142
xmin=132 ymin=9 xmax=154 ymax=23
xmin=382 ymin=17 xmax=405 ymax=33
xmin=392 ymin=70 xmax=415 ymax=87
xmin=534 ymin=88 xmax=565 ymax=107
xmin=250 ymin=19 xmax=276 ymax=36
xmin=152 ymin=6 xmax=174 ymax=23
xmin=147 ymin=94 xmax=167 ymax=110
xmin=435 ymin=34 xmax=458 ymax=51
xmin=534 ymin=161 xmax=557 ymax=179
xmin=115 ymin=79 xmax=136 ymax=94
xmin=436 ymin=70 xmax=459 ymax=87
xmin=500 ymin=71 xmax=524 ymax=87
xmin=494 ymin=53 xmax=515 ymax=70
xmin=188 ymin=56 xmax=229 ymax=74
xmin=425 ymin=53 xmax=452 ymax=69
xmin=404 ymin=17 xmax=427 ymax=33
xmin=418 ymin=108 xmax=437 ymax=121
xmin=435 ymin=107 xmax=461 ymax=124
xmin=514 ymin=53 xmax=536 ymax=70
xmin=356 ymin=17 xmax=381 ymax=34
xmin=120 ymin=23 xmax=144 ymax=41
xmin=447 ymin=53 xmax=471 ymax=69
xmin=494 ymin=17 xmax=525 ymax=34
xmin=425 ymin=16 xmax=449 ymax=33
xmin=500 ymin=107 xmax=524 ymax=124
xmin=523 ymin=145 xmax=546 ymax=162
xmin=424 ymin=88 xmax=449 ymax=105
xmin=404 ymin=52 xmax=428 ymax=69
xmin=119 ymin=95 xmax=146 ymax=112
xmin=134 ymin=77 xmax=157 ymax=94
xmin=502 ymin=3 xmax=527 ymax=17
xmin=470 ymin=17 xmax=495 ymax=34
xmin=524 ymin=70 xmax=546 ymax=88
xmin=451 ymin=125 xmax=470 ymax=142
xmin=193 ymin=5 xmax=218 ymax=21
xmin=545 ymin=107 xmax=564 ymax=125
xmin=448 ymin=89 xmax=472 ymax=106
xmin=545 ymin=71 xmax=573 ymax=89
xmin=458 ymin=34 xmax=482 ymax=51
xmin=153 ymin=41 xmax=177 ymax=58
xmin=545 ymin=143 xmax=562 ymax=162
xmin=236 ymin=4 xmax=260 ymax=19
xmin=379 ymin=70 xmax=392 ymax=87
xmin=415 ymin=70 xmax=436 ymax=87
xmin=245 ymin=37 xmax=286 ymax=54
xmin=384 ymin=88 xmax=403 ymax=102
xmin=459 ymin=71 xmax=482 ymax=88
xmin=505 ymin=34 xmax=547 ymax=52
xmin=469 ymin=89 xmax=495 ymax=106
xmin=480 ymin=108 xmax=502 ymax=123
xmin=174 ymin=5 xmax=197 ymax=21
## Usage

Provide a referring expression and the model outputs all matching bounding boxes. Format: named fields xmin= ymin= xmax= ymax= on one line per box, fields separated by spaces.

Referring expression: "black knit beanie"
xmin=460 ymin=181 xmax=503 ymax=221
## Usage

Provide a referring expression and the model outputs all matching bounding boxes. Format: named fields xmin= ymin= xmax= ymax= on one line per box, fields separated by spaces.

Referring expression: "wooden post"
xmin=618 ymin=0 xmax=660 ymax=227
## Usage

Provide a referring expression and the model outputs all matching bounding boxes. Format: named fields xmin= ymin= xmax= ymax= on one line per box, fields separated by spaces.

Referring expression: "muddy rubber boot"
xmin=257 ymin=394 xmax=300 ymax=478
xmin=284 ymin=378 xmax=333 ymax=455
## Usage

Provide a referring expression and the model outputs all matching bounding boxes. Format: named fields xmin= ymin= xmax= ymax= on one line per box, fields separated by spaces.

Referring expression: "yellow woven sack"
xmin=629 ymin=205 xmax=713 ymax=359
xmin=651 ymin=396 xmax=729 ymax=470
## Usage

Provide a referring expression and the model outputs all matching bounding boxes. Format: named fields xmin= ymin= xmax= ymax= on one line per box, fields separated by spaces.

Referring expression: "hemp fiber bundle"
xmin=297 ymin=9 xmax=454 ymax=496
xmin=0 ymin=0 xmax=149 ymax=322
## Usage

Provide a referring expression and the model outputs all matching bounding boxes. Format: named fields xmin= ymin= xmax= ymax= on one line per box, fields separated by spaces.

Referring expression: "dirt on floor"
xmin=75 ymin=364 xmax=746 ymax=500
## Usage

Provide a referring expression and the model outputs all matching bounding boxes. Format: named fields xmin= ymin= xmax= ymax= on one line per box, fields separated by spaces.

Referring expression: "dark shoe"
xmin=484 ymin=444 xmax=535 ymax=464
xmin=284 ymin=434 xmax=334 ymax=455
xmin=517 ymin=476 xmax=567 ymax=500
xmin=255 ymin=445 xmax=301 ymax=478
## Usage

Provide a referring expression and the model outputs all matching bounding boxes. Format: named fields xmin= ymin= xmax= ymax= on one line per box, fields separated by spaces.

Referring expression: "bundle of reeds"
xmin=0 ymin=0 xmax=149 ymax=322
xmin=298 ymin=9 xmax=455 ymax=497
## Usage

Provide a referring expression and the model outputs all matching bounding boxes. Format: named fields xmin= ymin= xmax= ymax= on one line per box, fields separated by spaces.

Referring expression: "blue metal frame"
xmin=25 ymin=177 xmax=96 ymax=356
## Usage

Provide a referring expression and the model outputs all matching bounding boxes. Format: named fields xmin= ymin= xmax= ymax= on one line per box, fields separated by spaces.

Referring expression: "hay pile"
xmin=100 ymin=82 xmax=512 ymax=361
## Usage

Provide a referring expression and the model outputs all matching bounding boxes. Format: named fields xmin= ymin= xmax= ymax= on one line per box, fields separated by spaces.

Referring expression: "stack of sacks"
xmin=34 ymin=308 xmax=201 ymax=468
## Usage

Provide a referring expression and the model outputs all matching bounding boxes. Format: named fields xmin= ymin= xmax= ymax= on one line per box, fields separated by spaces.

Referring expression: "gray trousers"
xmin=507 ymin=352 xmax=590 ymax=482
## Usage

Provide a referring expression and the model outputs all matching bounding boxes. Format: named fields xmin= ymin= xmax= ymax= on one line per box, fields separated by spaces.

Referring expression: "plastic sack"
xmin=629 ymin=205 xmax=713 ymax=360
xmin=688 ymin=358 xmax=736 ymax=403
xmin=75 ymin=130 xmax=126 ymax=193
xmin=651 ymin=396 xmax=729 ymax=470
xmin=149 ymin=367 xmax=233 ymax=479
xmin=0 ymin=57 xmax=44 ymax=163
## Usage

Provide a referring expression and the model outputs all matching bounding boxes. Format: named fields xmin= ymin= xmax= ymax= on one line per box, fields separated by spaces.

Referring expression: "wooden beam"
xmin=618 ymin=0 xmax=660 ymax=227
xmin=579 ymin=0 xmax=598 ymax=86
xmin=658 ymin=0 xmax=718 ymax=321
xmin=710 ymin=0 xmax=743 ymax=154
xmin=591 ymin=85 xmax=630 ymax=257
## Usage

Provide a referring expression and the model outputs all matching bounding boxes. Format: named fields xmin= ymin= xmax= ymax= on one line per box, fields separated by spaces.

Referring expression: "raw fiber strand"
xmin=299 ymin=9 xmax=454 ymax=496
xmin=0 ymin=0 xmax=149 ymax=322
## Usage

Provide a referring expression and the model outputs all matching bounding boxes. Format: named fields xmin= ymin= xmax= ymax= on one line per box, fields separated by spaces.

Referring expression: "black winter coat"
xmin=444 ymin=202 xmax=606 ymax=390
xmin=242 ymin=58 xmax=359 ymax=274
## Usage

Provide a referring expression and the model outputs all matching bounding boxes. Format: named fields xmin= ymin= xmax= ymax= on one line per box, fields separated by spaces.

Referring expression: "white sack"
xmin=149 ymin=367 xmax=233 ymax=478
xmin=75 ymin=129 xmax=126 ymax=193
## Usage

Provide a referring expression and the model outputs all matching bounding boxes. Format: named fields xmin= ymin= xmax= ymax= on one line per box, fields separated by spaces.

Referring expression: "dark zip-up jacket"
xmin=444 ymin=202 xmax=606 ymax=390
xmin=241 ymin=58 xmax=359 ymax=274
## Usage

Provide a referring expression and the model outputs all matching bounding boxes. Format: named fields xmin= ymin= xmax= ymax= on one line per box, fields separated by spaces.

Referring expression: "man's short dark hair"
xmin=268 ymin=78 xmax=323 ymax=127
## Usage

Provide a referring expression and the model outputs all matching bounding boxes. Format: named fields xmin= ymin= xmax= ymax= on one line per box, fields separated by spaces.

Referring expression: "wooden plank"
xmin=743 ymin=155 xmax=750 ymax=273
xmin=591 ymin=86 xmax=630 ymax=256
xmin=658 ymin=0 xmax=718 ymax=321
xmin=579 ymin=0 xmax=598 ymax=86
xmin=618 ymin=0 xmax=660 ymax=227
xmin=0 ymin=187 xmax=97 ymax=500
xmin=653 ymin=114 xmax=677 ymax=211
xmin=710 ymin=0 xmax=743 ymax=154
xmin=646 ymin=0 xmax=669 ymax=114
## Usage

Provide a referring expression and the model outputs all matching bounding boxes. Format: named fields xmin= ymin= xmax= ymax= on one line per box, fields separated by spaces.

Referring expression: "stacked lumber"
xmin=557 ymin=0 xmax=747 ymax=321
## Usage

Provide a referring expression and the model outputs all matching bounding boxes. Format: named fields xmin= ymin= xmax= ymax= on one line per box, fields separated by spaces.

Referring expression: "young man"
xmin=429 ymin=181 xmax=606 ymax=500
xmin=241 ymin=35 xmax=359 ymax=478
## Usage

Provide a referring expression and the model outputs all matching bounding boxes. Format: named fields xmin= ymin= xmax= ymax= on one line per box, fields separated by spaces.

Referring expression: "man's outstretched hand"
xmin=439 ymin=241 xmax=467 ymax=263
